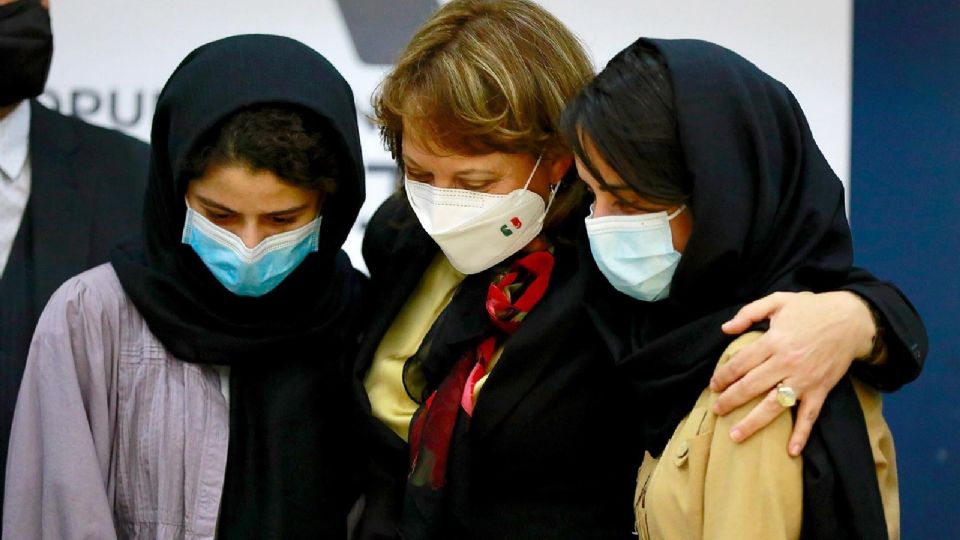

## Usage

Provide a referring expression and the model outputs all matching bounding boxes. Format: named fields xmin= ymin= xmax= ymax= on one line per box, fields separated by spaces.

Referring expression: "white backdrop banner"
xmin=41 ymin=0 xmax=852 ymax=270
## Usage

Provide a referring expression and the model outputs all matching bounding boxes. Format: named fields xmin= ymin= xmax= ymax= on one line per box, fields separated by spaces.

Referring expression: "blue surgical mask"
xmin=585 ymin=205 xmax=685 ymax=302
xmin=181 ymin=205 xmax=322 ymax=297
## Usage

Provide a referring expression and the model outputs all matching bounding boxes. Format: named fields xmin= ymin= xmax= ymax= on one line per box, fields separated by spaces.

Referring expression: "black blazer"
xmin=0 ymin=100 xmax=148 ymax=504
xmin=353 ymin=194 xmax=642 ymax=539
xmin=353 ymin=195 xmax=927 ymax=539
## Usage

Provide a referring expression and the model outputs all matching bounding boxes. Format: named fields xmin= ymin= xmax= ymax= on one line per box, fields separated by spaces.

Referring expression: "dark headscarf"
xmin=112 ymin=35 xmax=366 ymax=537
xmin=586 ymin=39 xmax=888 ymax=538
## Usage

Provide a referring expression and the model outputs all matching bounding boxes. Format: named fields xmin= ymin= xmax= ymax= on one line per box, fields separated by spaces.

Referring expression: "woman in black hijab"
xmin=561 ymin=38 xmax=923 ymax=538
xmin=4 ymin=35 xmax=366 ymax=538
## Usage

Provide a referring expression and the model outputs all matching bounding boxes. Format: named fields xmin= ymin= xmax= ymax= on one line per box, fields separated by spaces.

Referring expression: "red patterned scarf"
xmin=407 ymin=250 xmax=555 ymax=491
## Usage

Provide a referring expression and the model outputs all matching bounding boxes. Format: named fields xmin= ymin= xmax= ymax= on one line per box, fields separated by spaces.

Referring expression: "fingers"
xmin=710 ymin=336 xmax=772 ymax=392
xmin=787 ymin=392 xmax=825 ymax=456
xmin=728 ymin=387 xmax=786 ymax=443
xmin=721 ymin=292 xmax=792 ymax=335
xmin=713 ymin=348 xmax=798 ymax=415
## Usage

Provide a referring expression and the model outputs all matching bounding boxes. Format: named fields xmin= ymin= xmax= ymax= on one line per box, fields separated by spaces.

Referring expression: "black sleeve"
xmin=362 ymin=192 xmax=412 ymax=280
xmin=841 ymin=267 xmax=927 ymax=392
xmin=352 ymin=423 xmax=409 ymax=540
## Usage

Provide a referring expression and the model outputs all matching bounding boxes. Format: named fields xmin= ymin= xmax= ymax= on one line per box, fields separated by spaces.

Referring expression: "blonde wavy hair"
xmin=373 ymin=0 xmax=595 ymax=230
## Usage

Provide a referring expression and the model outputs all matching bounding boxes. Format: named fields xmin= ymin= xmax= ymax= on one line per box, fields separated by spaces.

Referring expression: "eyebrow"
xmin=195 ymin=195 xmax=312 ymax=217
xmin=403 ymin=155 xmax=497 ymax=178
xmin=594 ymin=184 xmax=667 ymax=212
xmin=264 ymin=203 xmax=313 ymax=217
xmin=454 ymin=169 xmax=497 ymax=178
xmin=196 ymin=195 xmax=237 ymax=214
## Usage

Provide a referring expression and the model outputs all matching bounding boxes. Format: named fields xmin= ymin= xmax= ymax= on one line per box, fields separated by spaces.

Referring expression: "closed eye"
xmin=458 ymin=177 xmax=498 ymax=192
xmin=208 ymin=211 xmax=235 ymax=221
xmin=269 ymin=215 xmax=297 ymax=225
xmin=405 ymin=168 xmax=433 ymax=183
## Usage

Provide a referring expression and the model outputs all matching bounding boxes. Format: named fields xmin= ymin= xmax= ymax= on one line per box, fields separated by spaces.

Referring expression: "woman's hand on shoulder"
xmin=709 ymin=291 xmax=878 ymax=456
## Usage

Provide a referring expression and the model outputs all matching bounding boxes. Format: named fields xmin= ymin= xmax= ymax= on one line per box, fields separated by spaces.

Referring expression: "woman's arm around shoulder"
xmin=711 ymin=271 xmax=927 ymax=455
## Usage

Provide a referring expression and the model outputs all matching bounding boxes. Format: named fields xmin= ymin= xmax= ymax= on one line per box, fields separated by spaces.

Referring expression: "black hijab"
xmin=586 ymin=39 xmax=888 ymax=538
xmin=111 ymin=35 xmax=366 ymax=537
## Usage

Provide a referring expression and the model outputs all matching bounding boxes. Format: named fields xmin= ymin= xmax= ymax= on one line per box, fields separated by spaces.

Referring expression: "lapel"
xmin=469 ymin=244 xmax=591 ymax=440
xmin=27 ymin=100 xmax=92 ymax=312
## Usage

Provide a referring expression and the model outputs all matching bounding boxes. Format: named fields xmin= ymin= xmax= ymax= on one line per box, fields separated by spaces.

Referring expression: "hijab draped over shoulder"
xmin=587 ymin=39 xmax=891 ymax=539
xmin=112 ymin=34 xmax=366 ymax=537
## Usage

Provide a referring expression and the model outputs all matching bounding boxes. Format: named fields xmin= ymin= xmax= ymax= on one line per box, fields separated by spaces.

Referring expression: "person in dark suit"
xmin=0 ymin=0 xmax=148 ymax=506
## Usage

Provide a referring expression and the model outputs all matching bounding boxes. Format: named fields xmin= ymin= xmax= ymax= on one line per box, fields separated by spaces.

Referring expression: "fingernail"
xmin=730 ymin=429 xmax=743 ymax=442
xmin=789 ymin=443 xmax=801 ymax=456
xmin=709 ymin=379 xmax=718 ymax=391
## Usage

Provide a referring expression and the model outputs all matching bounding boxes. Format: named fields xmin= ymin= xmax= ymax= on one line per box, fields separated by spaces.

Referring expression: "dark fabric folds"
xmin=110 ymin=35 xmax=367 ymax=538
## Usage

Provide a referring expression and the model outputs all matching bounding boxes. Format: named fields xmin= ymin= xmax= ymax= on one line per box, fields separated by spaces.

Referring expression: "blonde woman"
xmin=353 ymin=2 xmax=925 ymax=538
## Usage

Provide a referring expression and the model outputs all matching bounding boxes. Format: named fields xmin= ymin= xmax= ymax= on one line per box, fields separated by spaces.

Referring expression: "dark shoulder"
xmin=362 ymin=191 xmax=433 ymax=279
xmin=31 ymin=102 xmax=149 ymax=166
xmin=32 ymin=103 xmax=149 ymax=207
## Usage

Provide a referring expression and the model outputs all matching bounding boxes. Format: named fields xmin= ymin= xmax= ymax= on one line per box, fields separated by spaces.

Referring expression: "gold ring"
xmin=776 ymin=383 xmax=798 ymax=408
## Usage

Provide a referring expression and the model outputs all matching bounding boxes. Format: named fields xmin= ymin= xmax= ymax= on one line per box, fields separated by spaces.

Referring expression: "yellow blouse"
xmin=633 ymin=331 xmax=900 ymax=540
xmin=363 ymin=254 xmax=465 ymax=441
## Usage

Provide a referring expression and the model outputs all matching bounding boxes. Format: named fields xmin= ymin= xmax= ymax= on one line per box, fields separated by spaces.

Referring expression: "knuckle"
xmin=765 ymin=332 xmax=786 ymax=351
xmin=715 ymin=361 xmax=734 ymax=378
xmin=744 ymin=377 xmax=767 ymax=396
xmin=719 ymin=359 xmax=744 ymax=381
xmin=724 ymin=386 xmax=748 ymax=407
xmin=729 ymin=360 xmax=749 ymax=380
xmin=782 ymin=349 xmax=806 ymax=370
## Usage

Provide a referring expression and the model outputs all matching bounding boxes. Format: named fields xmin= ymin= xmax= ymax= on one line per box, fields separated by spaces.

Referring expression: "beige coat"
xmin=634 ymin=332 xmax=900 ymax=540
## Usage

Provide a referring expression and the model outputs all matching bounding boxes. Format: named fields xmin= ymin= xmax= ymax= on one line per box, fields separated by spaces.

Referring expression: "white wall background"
xmin=41 ymin=0 xmax=852 ymax=270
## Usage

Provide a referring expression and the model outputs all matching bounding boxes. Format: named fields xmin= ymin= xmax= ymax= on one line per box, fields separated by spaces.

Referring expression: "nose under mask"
xmin=181 ymin=205 xmax=322 ymax=297
xmin=585 ymin=205 xmax=685 ymax=301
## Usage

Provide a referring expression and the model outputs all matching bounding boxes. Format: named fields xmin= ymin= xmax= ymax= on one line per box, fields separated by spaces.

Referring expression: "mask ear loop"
xmin=521 ymin=151 xmax=560 ymax=214
xmin=667 ymin=204 xmax=686 ymax=220
xmin=545 ymin=176 xmax=561 ymax=212
xmin=521 ymin=152 xmax=545 ymax=190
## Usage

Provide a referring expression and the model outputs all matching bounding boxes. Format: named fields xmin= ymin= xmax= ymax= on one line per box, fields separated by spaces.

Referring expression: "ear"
xmin=547 ymin=152 xmax=575 ymax=186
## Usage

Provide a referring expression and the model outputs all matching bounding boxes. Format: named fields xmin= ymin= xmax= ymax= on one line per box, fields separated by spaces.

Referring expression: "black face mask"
xmin=0 ymin=0 xmax=53 ymax=107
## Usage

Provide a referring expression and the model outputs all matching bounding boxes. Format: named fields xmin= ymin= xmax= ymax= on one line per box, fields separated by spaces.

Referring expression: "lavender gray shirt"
xmin=4 ymin=263 xmax=230 ymax=539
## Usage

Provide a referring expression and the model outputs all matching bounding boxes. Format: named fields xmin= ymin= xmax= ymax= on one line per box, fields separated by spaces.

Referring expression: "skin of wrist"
xmin=837 ymin=291 xmax=881 ymax=361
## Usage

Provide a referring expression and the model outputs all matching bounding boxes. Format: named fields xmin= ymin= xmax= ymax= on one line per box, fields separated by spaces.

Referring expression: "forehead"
xmin=574 ymin=147 xmax=629 ymax=190
xmin=402 ymin=131 xmax=530 ymax=172
xmin=190 ymin=164 xmax=316 ymax=204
